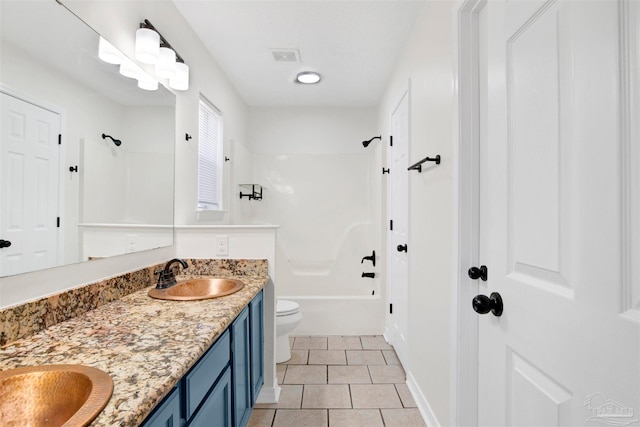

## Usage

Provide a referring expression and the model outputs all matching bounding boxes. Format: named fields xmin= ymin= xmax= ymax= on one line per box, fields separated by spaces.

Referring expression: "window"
xmin=197 ymin=97 xmax=223 ymax=210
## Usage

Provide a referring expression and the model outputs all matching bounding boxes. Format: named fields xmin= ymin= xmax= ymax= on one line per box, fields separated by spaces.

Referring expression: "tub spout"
xmin=362 ymin=272 xmax=375 ymax=279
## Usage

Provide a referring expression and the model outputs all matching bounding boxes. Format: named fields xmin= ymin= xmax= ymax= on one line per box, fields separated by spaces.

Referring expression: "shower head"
xmin=362 ymin=135 xmax=381 ymax=148
xmin=102 ymin=133 xmax=122 ymax=147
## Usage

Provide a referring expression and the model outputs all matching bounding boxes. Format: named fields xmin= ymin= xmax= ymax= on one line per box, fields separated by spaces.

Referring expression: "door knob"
xmin=397 ymin=244 xmax=407 ymax=253
xmin=472 ymin=292 xmax=503 ymax=317
xmin=0 ymin=240 xmax=11 ymax=249
xmin=468 ymin=265 xmax=488 ymax=281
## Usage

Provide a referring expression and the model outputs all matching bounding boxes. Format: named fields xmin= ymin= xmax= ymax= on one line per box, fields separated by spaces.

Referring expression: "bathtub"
xmin=279 ymin=295 xmax=385 ymax=336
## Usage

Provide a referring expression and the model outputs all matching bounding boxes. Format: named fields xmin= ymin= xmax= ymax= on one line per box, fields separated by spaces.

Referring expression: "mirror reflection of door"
xmin=1 ymin=91 xmax=61 ymax=276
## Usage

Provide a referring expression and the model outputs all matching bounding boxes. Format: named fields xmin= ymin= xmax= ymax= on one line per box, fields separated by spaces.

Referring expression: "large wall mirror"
xmin=0 ymin=1 xmax=176 ymax=277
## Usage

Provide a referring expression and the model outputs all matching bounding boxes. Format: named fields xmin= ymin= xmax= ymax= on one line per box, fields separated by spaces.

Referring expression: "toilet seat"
xmin=277 ymin=299 xmax=300 ymax=316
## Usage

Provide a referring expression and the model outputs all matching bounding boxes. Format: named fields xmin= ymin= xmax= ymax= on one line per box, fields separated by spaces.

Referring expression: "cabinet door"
xmin=141 ymin=386 xmax=181 ymax=427
xmin=187 ymin=366 xmax=232 ymax=427
xmin=184 ymin=329 xmax=230 ymax=420
xmin=232 ymin=306 xmax=251 ymax=427
xmin=249 ymin=290 xmax=264 ymax=404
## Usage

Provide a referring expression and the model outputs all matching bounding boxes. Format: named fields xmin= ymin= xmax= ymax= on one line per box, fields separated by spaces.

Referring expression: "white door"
xmin=476 ymin=0 xmax=640 ymax=425
xmin=387 ymin=88 xmax=410 ymax=366
xmin=1 ymin=92 xmax=61 ymax=276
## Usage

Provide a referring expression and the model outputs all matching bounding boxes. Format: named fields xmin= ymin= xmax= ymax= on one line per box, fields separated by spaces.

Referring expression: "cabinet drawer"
xmin=185 ymin=329 xmax=230 ymax=419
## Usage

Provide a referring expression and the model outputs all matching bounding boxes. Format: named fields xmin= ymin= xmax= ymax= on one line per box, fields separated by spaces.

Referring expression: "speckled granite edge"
xmin=0 ymin=259 xmax=268 ymax=347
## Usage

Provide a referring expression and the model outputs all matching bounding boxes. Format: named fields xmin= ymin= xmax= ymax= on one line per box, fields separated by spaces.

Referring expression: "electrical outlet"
xmin=126 ymin=234 xmax=137 ymax=253
xmin=215 ymin=235 xmax=228 ymax=256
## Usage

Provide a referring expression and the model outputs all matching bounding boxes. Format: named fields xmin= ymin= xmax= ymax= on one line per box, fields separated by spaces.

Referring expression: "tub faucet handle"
xmin=361 ymin=250 xmax=376 ymax=267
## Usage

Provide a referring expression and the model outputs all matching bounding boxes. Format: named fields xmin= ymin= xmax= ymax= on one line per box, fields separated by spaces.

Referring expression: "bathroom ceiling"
xmin=172 ymin=0 xmax=426 ymax=107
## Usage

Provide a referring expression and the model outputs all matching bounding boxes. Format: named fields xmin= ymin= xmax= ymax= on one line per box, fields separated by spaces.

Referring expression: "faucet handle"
xmin=361 ymin=250 xmax=376 ymax=267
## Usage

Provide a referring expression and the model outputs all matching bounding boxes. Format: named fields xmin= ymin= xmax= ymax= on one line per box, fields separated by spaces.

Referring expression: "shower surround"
xmin=247 ymin=153 xmax=384 ymax=335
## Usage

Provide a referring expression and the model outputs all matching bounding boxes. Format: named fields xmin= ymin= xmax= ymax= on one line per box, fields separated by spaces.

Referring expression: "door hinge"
xmin=58 ymin=134 xmax=62 ymax=145
xmin=56 ymin=217 xmax=60 ymax=227
xmin=389 ymin=303 xmax=393 ymax=314
xmin=390 ymin=220 xmax=393 ymax=231
xmin=382 ymin=168 xmax=390 ymax=175
xmin=390 ymin=135 xmax=393 ymax=147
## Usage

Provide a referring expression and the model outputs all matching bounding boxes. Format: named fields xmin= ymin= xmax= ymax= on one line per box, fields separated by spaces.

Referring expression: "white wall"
xmin=377 ymin=2 xmax=455 ymax=426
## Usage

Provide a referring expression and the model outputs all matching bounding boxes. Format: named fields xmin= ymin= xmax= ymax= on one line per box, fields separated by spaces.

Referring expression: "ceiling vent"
xmin=271 ymin=49 xmax=300 ymax=63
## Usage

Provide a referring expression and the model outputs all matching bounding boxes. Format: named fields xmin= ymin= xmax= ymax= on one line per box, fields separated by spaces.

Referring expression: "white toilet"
xmin=276 ymin=299 xmax=302 ymax=363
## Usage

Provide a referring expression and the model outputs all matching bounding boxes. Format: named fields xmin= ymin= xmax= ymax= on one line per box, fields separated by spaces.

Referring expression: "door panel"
xmin=478 ymin=1 xmax=639 ymax=425
xmin=507 ymin=0 xmax=572 ymax=295
xmin=507 ymin=350 xmax=572 ymax=427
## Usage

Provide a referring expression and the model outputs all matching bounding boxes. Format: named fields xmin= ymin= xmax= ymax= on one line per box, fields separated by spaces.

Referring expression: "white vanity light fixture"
xmin=296 ymin=71 xmax=321 ymax=84
xmin=135 ymin=25 xmax=160 ymax=64
xmin=119 ymin=57 xmax=141 ymax=79
xmin=98 ymin=37 xmax=123 ymax=65
xmin=98 ymin=32 xmax=159 ymax=91
xmin=169 ymin=61 xmax=189 ymax=91
xmin=155 ymin=45 xmax=176 ymax=79
xmin=137 ymin=70 xmax=158 ymax=91
xmin=135 ymin=19 xmax=189 ymax=90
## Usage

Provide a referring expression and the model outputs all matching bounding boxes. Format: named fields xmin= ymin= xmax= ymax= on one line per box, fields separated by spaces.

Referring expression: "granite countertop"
xmin=0 ymin=273 xmax=268 ymax=426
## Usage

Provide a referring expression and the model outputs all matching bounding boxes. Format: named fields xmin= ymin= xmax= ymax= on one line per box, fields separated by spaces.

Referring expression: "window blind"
xmin=197 ymin=98 xmax=222 ymax=210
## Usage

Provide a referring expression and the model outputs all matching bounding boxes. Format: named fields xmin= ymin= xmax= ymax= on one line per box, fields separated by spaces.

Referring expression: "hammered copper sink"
xmin=148 ymin=277 xmax=245 ymax=301
xmin=0 ymin=364 xmax=113 ymax=427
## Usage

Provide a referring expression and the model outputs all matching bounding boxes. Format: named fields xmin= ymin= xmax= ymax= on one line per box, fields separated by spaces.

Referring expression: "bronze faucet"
xmin=156 ymin=258 xmax=188 ymax=289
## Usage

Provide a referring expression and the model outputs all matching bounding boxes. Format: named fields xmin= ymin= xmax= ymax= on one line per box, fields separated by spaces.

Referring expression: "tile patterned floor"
xmin=249 ymin=335 xmax=427 ymax=427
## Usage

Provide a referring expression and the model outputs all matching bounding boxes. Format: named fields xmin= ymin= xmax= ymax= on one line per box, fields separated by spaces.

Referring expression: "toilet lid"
xmin=277 ymin=299 xmax=300 ymax=316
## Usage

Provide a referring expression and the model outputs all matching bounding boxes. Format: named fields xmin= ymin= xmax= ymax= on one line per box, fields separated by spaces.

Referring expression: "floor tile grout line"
xmin=266 ymin=336 xmax=413 ymax=427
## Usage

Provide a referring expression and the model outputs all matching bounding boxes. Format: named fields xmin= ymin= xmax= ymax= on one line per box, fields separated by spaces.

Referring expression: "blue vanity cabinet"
xmin=140 ymin=291 xmax=264 ymax=427
xmin=231 ymin=306 xmax=252 ymax=427
xmin=139 ymin=386 xmax=181 ymax=427
xmin=249 ymin=290 xmax=264 ymax=404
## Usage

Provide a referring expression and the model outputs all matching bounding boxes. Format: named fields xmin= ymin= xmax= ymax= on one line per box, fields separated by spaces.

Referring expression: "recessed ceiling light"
xmin=296 ymin=71 xmax=321 ymax=84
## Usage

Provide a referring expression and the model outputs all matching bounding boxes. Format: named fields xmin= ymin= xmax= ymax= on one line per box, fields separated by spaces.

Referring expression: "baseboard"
xmin=406 ymin=370 xmax=442 ymax=427
xmin=255 ymin=384 xmax=281 ymax=404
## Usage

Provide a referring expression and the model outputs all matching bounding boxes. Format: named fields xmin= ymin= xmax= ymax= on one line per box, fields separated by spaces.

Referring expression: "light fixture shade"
xmin=135 ymin=27 xmax=160 ymax=64
xmin=119 ymin=57 xmax=141 ymax=79
xmin=98 ymin=37 xmax=123 ymax=65
xmin=137 ymin=71 xmax=158 ymax=91
xmin=169 ymin=62 xmax=189 ymax=91
xmin=296 ymin=71 xmax=321 ymax=84
xmin=155 ymin=46 xmax=176 ymax=79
